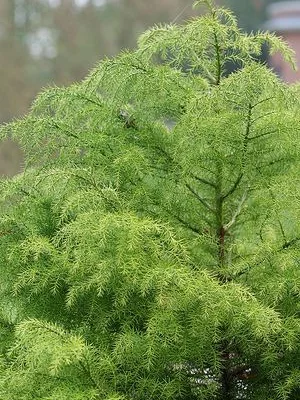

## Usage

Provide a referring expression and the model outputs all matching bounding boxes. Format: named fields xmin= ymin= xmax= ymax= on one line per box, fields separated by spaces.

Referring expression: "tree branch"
xmin=224 ymin=190 xmax=248 ymax=231
xmin=281 ymin=236 xmax=300 ymax=250
xmin=242 ymin=103 xmax=252 ymax=167
xmin=193 ymin=174 xmax=217 ymax=189
xmin=212 ymin=28 xmax=222 ymax=85
xmin=222 ymin=103 xmax=252 ymax=201
xmin=172 ymin=214 xmax=201 ymax=235
xmin=222 ymin=173 xmax=243 ymax=201
xmin=252 ymin=96 xmax=274 ymax=109
xmin=52 ymin=121 xmax=80 ymax=140
xmin=250 ymin=111 xmax=276 ymax=125
xmin=74 ymin=93 xmax=103 ymax=108
xmin=248 ymin=130 xmax=277 ymax=142
xmin=233 ymin=236 xmax=300 ymax=279
xmin=185 ymin=183 xmax=215 ymax=213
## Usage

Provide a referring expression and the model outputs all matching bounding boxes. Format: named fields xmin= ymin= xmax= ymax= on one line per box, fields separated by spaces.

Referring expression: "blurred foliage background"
xmin=0 ymin=0 xmax=288 ymax=176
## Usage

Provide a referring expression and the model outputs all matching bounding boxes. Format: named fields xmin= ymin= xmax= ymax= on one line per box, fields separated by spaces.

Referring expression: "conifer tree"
xmin=1 ymin=1 xmax=300 ymax=399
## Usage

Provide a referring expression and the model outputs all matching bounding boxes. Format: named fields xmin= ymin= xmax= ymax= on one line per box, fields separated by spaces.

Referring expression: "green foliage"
xmin=0 ymin=1 xmax=300 ymax=399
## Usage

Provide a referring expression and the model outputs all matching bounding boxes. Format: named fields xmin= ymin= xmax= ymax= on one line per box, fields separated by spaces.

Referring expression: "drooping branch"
xmin=186 ymin=183 xmax=215 ymax=214
xmin=153 ymin=145 xmax=174 ymax=164
xmin=51 ymin=120 xmax=109 ymax=157
xmin=52 ymin=121 xmax=80 ymax=141
xmin=172 ymin=214 xmax=201 ymax=235
xmin=74 ymin=92 xmax=103 ymax=108
xmin=192 ymin=174 xmax=217 ymax=189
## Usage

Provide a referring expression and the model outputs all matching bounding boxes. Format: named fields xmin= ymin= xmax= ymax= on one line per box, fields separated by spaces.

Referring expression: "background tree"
xmin=1 ymin=1 xmax=300 ymax=399
xmin=224 ymin=0 xmax=297 ymax=32
xmin=0 ymin=0 xmax=198 ymax=177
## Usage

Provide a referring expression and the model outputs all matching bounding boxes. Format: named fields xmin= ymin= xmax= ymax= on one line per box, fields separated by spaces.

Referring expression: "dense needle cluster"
xmin=0 ymin=1 xmax=300 ymax=399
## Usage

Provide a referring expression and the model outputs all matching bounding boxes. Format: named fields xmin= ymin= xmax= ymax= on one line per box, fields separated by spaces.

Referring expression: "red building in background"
xmin=265 ymin=1 xmax=300 ymax=83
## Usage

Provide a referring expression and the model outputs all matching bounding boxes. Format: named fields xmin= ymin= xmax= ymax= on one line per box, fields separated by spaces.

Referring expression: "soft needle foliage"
xmin=1 ymin=1 xmax=300 ymax=399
